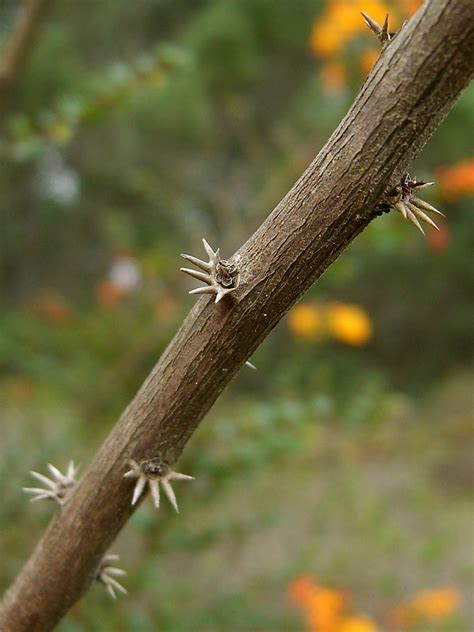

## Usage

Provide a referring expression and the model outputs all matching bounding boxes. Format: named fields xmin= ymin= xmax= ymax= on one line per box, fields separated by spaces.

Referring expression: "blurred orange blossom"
xmin=337 ymin=616 xmax=379 ymax=632
xmin=436 ymin=158 xmax=474 ymax=201
xmin=287 ymin=303 xmax=324 ymax=339
xmin=387 ymin=586 xmax=461 ymax=627
xmin=288 ymin=302 xmax=373 ymax=346
xmin=326 ymin=302 xmax=372 ymax=346
xmin=288 ymin=576 xmax=378 ymax=632
xmin=309 ymin=0 xmax=423 ymax=92
xmin=31 ymin=290 xmax=73 ymax=326
xmin=288 ymin=576 xmax=461 ymax=632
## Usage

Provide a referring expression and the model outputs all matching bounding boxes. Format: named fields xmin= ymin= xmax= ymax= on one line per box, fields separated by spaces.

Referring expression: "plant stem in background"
xmin=0 ymin=0 xmax=52 ymax=119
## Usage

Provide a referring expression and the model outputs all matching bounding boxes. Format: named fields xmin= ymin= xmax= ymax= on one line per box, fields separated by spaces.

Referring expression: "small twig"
xmin=0 ymin=0 xmax=52 ymax=117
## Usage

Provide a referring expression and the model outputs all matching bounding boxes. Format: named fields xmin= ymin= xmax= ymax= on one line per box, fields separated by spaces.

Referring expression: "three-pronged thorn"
xmin=180 ymin=238 xmax=240 ymax=304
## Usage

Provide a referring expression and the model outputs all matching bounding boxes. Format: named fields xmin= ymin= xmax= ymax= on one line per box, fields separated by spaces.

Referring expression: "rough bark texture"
xmin=1 ymin=1 xmax=473 ymax=629
xmin=0 ymin=0 xmax=51 ymax=117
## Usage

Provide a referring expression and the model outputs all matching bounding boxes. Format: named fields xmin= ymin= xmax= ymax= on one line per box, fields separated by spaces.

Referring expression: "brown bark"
xmin=1 ymin=0 xmax=473 ymax=629
xmin=0 ymin=0 xmax=51 ymax=116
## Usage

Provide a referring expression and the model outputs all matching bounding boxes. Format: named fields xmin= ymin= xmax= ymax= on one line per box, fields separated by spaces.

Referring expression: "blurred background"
xmin=0 ymin=1 xmax=473 ymax=630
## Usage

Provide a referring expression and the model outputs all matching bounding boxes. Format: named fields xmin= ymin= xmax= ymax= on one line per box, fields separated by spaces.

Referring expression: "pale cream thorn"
xmin=124 ymin=458 xmax=194 ymax=512
xmin=407 ymin=201 xmax=439 ymax=230
xmin=96 ymin=554 xmax=127 ymax=600
xmin=412 ymin=197 xmax=444 ymax=216
xmin=23 ymin=461 xmax=78 ymax=505
xmin=405 ymin=206 xmax=425 ymax=234
xmin=394 ymin=200 xmax=407 ymax=219
xmin=180 ymin=237 xmax=240 ymax=304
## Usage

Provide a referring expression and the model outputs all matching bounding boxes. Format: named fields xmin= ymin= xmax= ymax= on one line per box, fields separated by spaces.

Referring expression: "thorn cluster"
xmin=124 ymin=457 xmax=194 ymax=512
xmin=361 ymin=12 xmax=397 ymax=46
xmin=23 ymin=461 xmax=78 ymax=505
xmin=181 ymin=238 xmax=240 ymax=303
xmin=386 ymin=173 xmax=444 ymax=234
xmin=96 ymin=554 xmax=127 ymax=599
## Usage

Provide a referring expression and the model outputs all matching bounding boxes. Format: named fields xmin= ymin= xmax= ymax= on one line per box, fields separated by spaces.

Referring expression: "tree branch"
xmin=1 ymin=1 xmax=473 ymax=629
xmin=0 ymin=0 xmax=51 ymax=117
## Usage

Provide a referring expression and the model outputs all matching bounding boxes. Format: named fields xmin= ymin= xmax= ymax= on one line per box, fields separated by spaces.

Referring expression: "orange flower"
xmin=31 ymin=290 xmax=73 ymax=326
xmin=427 ymin=220 xmax=450 ymax=253
xmin=306 ymin=587 xmax=347 ymax=632
xmin=411 ymin=588 xmax=461 ymax=620
xmin=288 ymin=303 xmax=324 ymax=340
xmin=288 ymin=575 xmax=319 ymax=607
xmin=387 ymin=587 xmax=462 ymax=627
xmin=309 ymin=0 xmax=390 ymax=59
xmin=436 ymin=158 xmax=474 ymax=201
xmin=309 ymin=0 xmax=421 ymax=67
xmin=288 ymin=576 xmax=348 ymax=632
xmin=310 ymin=21 xmax=343 ymax=57
xmin=320 ymin=61 xmax=346 ymax=94
xmin=95 ymin=280 xmax=127 ymax=308
xmin=326 ymin=302 xmax=372 ymax=346
xmin=337 ymin=615 xmax=379 ymax=632
xmin=400 ymin=0 xmax=423 ymax=17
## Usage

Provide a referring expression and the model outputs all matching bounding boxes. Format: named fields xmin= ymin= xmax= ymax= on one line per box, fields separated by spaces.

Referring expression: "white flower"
xmin=96 ymin=554 xmax=127 ymax=600
xmin=180 ymin=238 xmax=240 ymax=303
xmin=123 ymin=457 xmax=194 ymax=512
xmin=108 ymin=256 xmax=141 ymax=292
xmin=23 ymin=461 xmax=78 ymax=505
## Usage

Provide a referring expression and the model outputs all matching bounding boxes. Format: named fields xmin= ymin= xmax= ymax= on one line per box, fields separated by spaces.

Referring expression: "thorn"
xmin=407 ymin=202 xmax=439 ymax=230
xmin=361 ymin=11 xmax=395 ymax=46
xmin=394 ymin=200 xmax=408 ymax=219
xmin=180 ymin=267 xmax=211 ymax=283
xmin=96 ymin=553 xmax=127 ymax=599
xmin=405 ymin=206 xmax=425 ymax=234
xmin=180 ymin=238 xmax=240 ymax=303
xmin=381 ymin=14 xmax=389 ymax=40
xmin=361 ymin=11 xmax=381 ymax=36
xmin=123 ymin=458 xmax=194 ymax=512
xmin=412 ymin=197 xmax=445 ymax=216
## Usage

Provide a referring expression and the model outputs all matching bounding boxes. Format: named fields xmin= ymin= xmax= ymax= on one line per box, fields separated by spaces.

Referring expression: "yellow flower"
xmin=411 ymin=588 xmax=461 ymax=620
xmin=388 ymin=587 xmax=462 ymax=627
xmin=307 ymin=587 xmax=347 ymax=632
xmin=337 ymin=615 xmax=379 ymax=632
xmin=326 ymin=302 xmax=372 ymax=346
xmin=309 ymin=0 xmax=390 ymax=59
xmin=288 ymin=303 xmax=324 ymax=340
xmin=310 ymin=22 xmax=343 ymax=57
